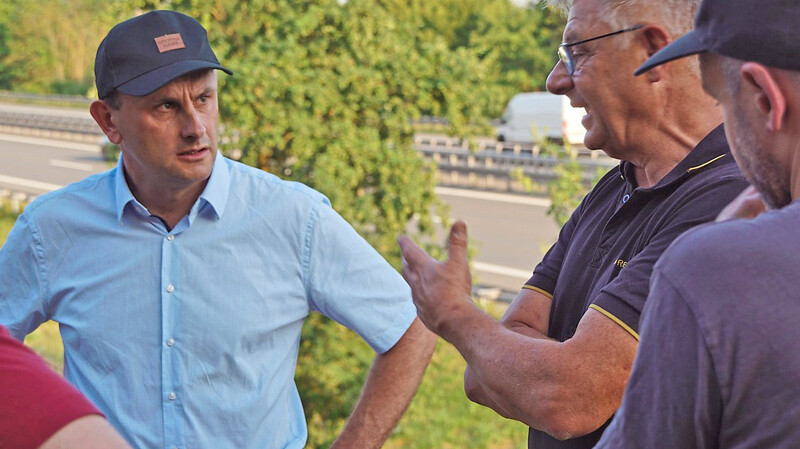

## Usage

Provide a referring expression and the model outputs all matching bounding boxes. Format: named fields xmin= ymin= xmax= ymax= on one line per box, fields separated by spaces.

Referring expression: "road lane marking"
xmin=49 ymin=159 xmax=93 ymax=171
xmin=0 ymin=133 xmax=100 ymax=153
xmin=0 ymin=174 xmax=63 ymax=192
xmin=435 ymin=186 xmax=551 ymax=207
xmin=473 ymin=262 xmax=531 ymax=280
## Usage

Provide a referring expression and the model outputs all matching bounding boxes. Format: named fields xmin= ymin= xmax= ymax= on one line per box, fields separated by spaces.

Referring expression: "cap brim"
xmin=116 ymin=59 xmax=233 ymax=96
xmin=634 ymin=30 xmax=707 ymax=76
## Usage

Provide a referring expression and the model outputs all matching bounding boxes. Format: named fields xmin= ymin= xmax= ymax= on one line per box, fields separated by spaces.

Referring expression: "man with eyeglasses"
xmin=397 ymin=0 xmax=748 ymax=448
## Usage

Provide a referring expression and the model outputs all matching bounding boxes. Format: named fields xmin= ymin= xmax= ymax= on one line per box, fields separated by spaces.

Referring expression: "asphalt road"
xmin=0 ymin=131 xmax=562 ymax=295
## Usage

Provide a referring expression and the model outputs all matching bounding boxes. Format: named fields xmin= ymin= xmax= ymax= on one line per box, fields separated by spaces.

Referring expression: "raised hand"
xmin=397 ymin=221 xmax=474 ymax=336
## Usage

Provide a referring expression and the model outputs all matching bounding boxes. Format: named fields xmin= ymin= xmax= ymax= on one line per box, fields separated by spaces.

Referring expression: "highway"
xmin=0 ymin=105 xmax=563 ymax=296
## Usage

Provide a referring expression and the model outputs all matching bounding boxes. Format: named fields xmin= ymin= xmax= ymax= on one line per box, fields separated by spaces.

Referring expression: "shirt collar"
xmin=114 ymin=152 xmax=230 ymax=225
xmin=619 ymin=124 xmax=731 ymax=190
xmin=197 ymin=152 xmax=230 ymax=221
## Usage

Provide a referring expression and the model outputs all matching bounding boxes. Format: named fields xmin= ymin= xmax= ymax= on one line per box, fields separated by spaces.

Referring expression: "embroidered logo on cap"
xmin=154 ymin=33 xmax=186 ymax=53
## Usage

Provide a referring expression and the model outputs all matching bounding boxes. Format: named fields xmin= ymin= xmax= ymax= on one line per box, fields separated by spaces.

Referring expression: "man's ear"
xmin=89 ymin=100 xmax=122 ymax=145
xmin=740 ymin=62 xmax=786 ymax=132
xmin=638 ymin=24 xmax=672 ymax=83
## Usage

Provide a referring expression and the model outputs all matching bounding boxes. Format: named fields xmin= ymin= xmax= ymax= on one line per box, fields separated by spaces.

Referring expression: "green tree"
xmin=169 ymin=0 xmax=516 ymax=266
xmin=381 ymin=0 xmax=565 ymax=117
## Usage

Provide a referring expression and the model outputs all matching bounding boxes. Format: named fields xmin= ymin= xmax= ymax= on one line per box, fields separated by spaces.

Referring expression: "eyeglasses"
xmin=558 ymin=25 xmax=644 ymax=75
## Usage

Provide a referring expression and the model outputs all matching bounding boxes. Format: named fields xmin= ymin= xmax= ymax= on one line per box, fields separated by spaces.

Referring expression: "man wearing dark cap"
xmin=595 ymin=1 xmax=800 ymax=447
xmin=398 ymin=0 xmax=750 ymax=447
xmin=0 ymin=10 xmax=435 ymax=449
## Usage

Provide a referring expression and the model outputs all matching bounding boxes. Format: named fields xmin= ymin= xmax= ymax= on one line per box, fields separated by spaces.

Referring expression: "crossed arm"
xmin=331 ymin=317 xmax=437 ymax=449
xmin=398 ymin=222 xmax=637 ymax=440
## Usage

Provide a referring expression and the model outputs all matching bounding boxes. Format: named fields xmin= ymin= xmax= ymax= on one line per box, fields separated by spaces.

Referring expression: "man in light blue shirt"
xmin=0 ymin=10 xmax=436 ymax=449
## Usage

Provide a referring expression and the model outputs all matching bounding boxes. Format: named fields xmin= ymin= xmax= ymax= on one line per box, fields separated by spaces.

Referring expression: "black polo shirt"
xmin=523 ymin=125 xmax=748 ymax=449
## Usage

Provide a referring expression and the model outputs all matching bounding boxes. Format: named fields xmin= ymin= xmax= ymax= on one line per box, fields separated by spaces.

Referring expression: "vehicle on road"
xmin=496 ymin=92 xmax=586 ymax=146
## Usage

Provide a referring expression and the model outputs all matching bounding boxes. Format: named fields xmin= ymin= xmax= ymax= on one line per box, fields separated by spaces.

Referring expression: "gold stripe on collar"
xmin=687 ymin=154 xmax=726 ymax=173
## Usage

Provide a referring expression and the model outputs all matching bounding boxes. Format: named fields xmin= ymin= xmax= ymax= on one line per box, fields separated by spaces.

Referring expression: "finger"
xmin=742 ymin=196 xmax=767 ymax=217
xmin=738 ymin=186 xmax=766 ymax=215
xmin=446 ymin=220 xmax=469 ymax=265
xmin=397 ymin=235 xmax=431 ymax=269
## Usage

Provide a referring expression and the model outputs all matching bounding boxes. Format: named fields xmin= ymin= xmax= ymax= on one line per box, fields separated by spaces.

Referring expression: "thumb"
xmin=446 ymin=220 xmax=468 ymax=265
xmin=398 ymin=235 xmax=429 ymax=268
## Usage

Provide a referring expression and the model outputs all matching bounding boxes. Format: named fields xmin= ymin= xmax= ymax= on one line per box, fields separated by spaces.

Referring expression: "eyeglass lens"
xmin=558 ymin=46 xmax=574 ymax=75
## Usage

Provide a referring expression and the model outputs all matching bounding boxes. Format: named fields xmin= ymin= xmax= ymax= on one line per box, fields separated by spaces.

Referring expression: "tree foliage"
xmin=169 ymin=0 xmax=524 ymax=266
xmin=380 ymin=0 xmax=564 ymax=117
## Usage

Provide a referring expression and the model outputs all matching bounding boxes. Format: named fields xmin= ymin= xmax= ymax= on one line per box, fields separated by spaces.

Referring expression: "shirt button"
xmin=168 ymin=392 xmax=177 ymax=401
xmin=166 ymin=235 xmax=175 ymax=241
xmin=166 ymin=338 xmax=175 ymax=347
xmin=166 ymin=284 xmax=175 ymax=293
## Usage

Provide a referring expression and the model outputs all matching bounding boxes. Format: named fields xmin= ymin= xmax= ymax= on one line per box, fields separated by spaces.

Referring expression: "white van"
xmin=496 ymin=92 xmax=586 ymax=146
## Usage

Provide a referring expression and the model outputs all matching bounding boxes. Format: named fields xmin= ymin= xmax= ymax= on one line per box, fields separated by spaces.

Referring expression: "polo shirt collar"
xmin=619 ymin=124 xmax=729 ymax=191
xmin=114 ymin=152 xmax=230 ymax=224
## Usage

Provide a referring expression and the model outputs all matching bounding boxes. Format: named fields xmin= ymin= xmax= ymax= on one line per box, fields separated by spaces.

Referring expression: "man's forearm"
xmin=463 ymin=314 xmax=553 ymax=417
xmin=398 ymin=225 xmax=634 ymax=439
xmin=331 ymin=318 xmax=436 ymax=449
xmin=441 ymin=302 xmax=634 ymax=439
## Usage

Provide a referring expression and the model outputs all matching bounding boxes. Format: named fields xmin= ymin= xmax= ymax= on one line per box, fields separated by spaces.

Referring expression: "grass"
xmin=2 ymin=203 xmax=527 ymax=448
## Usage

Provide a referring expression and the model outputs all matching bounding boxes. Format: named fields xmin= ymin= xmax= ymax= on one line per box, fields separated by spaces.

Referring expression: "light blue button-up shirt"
xmin=0 ymin=154 xmax=416 ymax=449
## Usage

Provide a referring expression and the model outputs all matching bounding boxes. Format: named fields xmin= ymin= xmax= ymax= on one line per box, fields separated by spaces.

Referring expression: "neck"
xmin=631 ymin=120 xmax=720 ymax=188
xmin=124 ymin=169 xmax=208 ymax=228
xmin=630 ymin=74 xmax=723 ymax=188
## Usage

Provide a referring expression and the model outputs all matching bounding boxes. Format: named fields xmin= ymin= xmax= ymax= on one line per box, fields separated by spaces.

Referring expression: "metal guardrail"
xmin=0 ymin=91 xmax=93 ymax=106
xmin=0 ymin=108 xmax=619 ymax=193
xmin=0 ymin=110 xmax=103 ymax=143
xmin=413 ymin=134 xmax=617 ymax=191
xmin=0 ymin=189 xmax=36 ymax=213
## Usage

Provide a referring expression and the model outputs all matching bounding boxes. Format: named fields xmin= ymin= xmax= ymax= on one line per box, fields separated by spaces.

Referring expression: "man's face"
xmin=546 ymin=0 xmax=647 ymax=159
xmin=700 ymin=54 xmax=790 ymax=208
xmin=111 ymin=69 xmax=219 ymax=194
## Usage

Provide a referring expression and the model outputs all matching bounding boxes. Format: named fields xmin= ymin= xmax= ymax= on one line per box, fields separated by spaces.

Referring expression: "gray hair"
xmin=544 ymin=0 xmax=700 ymax=37
xmin=544 ymin=0 xmax=702 ymax=75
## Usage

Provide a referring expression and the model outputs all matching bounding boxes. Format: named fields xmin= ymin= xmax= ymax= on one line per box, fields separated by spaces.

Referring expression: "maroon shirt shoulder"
xmin=0 ymin=325 xmax=102 ymax=449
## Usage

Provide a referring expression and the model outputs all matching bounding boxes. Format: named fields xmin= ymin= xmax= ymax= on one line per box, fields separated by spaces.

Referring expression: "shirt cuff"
xmin=523 ymin=273 xmax=556 ymax=298
xmin=590 ymin=293 xmax=641 ymax=341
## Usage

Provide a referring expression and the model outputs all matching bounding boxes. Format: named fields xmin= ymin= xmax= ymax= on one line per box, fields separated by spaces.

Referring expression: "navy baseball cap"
xmin=635 ymin=0 xmax=800 ymax=75
xmin=95 ymin=10 xmax=232 ymax=99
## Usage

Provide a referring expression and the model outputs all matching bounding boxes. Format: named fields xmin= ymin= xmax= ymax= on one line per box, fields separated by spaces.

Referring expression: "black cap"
xmin=635 ymin=0 xmax=800 ymax=76
xmin=95 ymin=10 xmax=232 ymax=98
